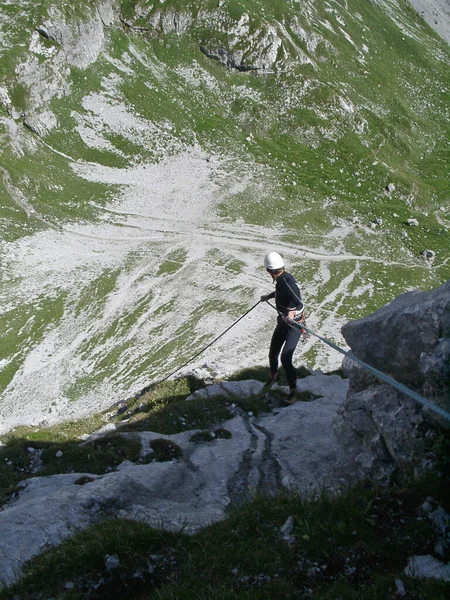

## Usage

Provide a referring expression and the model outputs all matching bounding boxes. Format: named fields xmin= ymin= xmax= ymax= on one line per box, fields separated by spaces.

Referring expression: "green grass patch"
xmin=214 ymin=427 xmax=232 ymax=439
xmin=39 ymin=434 xmax=142 ymax=476
xmin=148 ymin=437 xmax=183 ymax=461
xmin=0 ymin=413 xmax=107 ymax=446
xmin=116 ymin=369 xmax=286 ymax=435
xmin=3 ymin=472 xmax=449 ymax=599
xmin=0 ymin=413 xmax=106 ymax=503
xmin=0 ymin=429 xmax=141 ymax=495
xmin=188 ymin=428 xmax=232 ymax=443
xmin=2 ymin=518 xmax=187 ymax=599
xmin=226 ymin=365 xmax=269 ymax=383
xmin=0 ymin=292 xmax=68 ymax=393
xmin=156 ymin=248 xmax=188 ymax=276
xmin=189 ymin=430 xmax=216 ymax=444
xmin=119 ymin=394 xmax=233 ymax=434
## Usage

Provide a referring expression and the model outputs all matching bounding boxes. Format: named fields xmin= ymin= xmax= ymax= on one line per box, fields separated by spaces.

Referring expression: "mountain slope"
xmin=0 ymin=0 xmax=449 ymax=432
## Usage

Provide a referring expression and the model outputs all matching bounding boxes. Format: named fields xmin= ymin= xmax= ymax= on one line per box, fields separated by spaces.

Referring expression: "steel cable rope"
xmin=158 ymin=299 xmax=263 ymax=384
xmin=118 ymin=300 xmax=263 ymax=405
xmin=264 ymin=298 xmax=450 ymax=423
xmin=121 ymin=286 xmax=449 ymax=425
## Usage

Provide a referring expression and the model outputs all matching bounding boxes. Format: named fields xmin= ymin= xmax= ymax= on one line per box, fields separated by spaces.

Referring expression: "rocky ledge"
xmin=0 ymin=280 xmax=449 ymax=586
xmin=0 ymin=373 xmax=354 ymax=586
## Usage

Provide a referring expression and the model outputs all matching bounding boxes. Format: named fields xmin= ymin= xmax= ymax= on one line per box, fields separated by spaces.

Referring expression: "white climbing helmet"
xmin=264 ymin=252 xmax=284 ymax=270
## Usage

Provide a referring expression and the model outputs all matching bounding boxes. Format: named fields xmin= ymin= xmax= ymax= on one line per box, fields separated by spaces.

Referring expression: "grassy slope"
xmin=0 ymin=0 xmax=449 ymax=422
xmin=2 ymin=489 xmax=450 ymax=599
xmin=0 ymin=2 xmax=449 ymax=596
xmin=2 ymin=0 xmax=449 ymax=250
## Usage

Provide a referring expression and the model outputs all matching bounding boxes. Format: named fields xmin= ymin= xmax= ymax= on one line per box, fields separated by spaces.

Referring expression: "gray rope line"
xmin=159 ymin=300 xmax=263 ymax=383
xmin=121 ymin=300 xmax=262 ymax=403
xmin=265 ymin=300 xmax=450 ymax=422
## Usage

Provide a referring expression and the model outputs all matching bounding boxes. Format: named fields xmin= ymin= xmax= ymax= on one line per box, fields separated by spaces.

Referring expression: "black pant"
xmin=269 ymin=319 xmax=301 ymax=389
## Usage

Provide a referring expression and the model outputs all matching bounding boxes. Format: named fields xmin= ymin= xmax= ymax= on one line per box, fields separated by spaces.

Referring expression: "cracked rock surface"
xmin=0 ymin=374 xmax=355 ymax=586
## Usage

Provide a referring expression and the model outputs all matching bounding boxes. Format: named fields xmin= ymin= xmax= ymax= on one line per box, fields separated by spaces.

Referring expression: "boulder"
xmin=334 ymin=383 xmax=435 ymax=484
xmin=404 ymin=555 xmax=450 ymax=581
xmin=340 ymin=280 xmax=450 ymax=393
xmin=421 ymin=249 xmax=436 ymax=264
xmin=334 ymin=280 xmax=450 ymax=485
xmin=419 ymin=337 xmax=450 ymax=403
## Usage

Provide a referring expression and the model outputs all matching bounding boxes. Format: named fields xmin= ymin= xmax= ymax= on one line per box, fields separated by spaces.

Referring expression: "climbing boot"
xmin=263 ymin=372 xmax=278 ymax=389
xmin=282 ymin=388 xmax=298 ymax=406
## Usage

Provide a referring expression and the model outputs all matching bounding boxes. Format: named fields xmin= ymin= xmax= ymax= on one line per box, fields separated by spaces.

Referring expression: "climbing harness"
xmin=278 ymin=276 xmax=309 ymax=341
xmin=293 ymin=310 xmax=310 ymax=343
xmin=264 ymin=299 xmax=450 ymax=423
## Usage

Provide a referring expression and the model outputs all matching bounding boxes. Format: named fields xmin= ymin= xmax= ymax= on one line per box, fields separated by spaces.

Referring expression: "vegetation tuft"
xmin=39 ymin=434 xmax=142 ymax=476
xmin=213 ymin=427 xmax=232 ymax=439
xmin=148 ymin=438 xmax=183 ymax=461
xmin=189 ymin=430 xmax=216 ymax=444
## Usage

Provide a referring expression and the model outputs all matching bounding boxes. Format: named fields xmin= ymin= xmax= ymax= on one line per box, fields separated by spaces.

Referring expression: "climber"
xmin=260 ymin=251 xmax=306 ymax=404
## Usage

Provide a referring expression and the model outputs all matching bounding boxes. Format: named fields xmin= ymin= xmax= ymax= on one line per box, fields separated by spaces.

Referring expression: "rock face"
xmin=13 ymin=0 xmax=119 ymax=135
xmin=334 ymin=280 xmax=450 ymax=485
xmin=0 ymin=374 xmax=355 ymax=586
xmin=134 ymin=7 xmax=315 ymax=72
xmin=149 ymin=8 xmax=193 ymax=34
xmin=36 ymin=0 xmax=116 ymax=69
xmin=199 ymin=16 xmax=285 ymax=72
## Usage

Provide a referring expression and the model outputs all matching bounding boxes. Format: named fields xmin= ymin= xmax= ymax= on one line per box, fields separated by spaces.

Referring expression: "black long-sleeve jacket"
xmin=266 ymin=271 xmax=303 ymax=316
